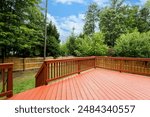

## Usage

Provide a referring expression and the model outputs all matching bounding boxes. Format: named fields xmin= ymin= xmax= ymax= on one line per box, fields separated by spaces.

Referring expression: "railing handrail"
xmin=0 ymin=63 xmax=14 ymax=69
xmin=44 ymin=56 xmax=95 ymax=63
xmin=97 ymin=56 xmax=150 ymax=61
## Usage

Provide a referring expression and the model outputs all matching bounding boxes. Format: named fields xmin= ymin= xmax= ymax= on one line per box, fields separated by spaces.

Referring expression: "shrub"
xmin=114 ymin=30 xmax=150 ymax=58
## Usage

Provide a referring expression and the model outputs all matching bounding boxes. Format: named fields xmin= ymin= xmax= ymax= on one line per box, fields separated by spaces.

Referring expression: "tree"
xmin=75 ymin=33 xmax=108 ymax=56
xmin=83 ymin=2 xmax=99 ymax=35
xmin=60 ymin=42 xmax=69 ymax=56
xmin=91 ymin=33 xmax=108 ymax=55
xmin=137 ymin=7 xmax=150 ymax=32
xmin=67 ymin=34 xmax=77 ymax=56
xmin=114 ymin=30 xmax=150 ymax=58
xmin=0 ymin=0 xmax=45 ymax=58
xmin=75 ymin=36 xmax=92 ymax=56
xmin=99 ymin=4 xmax=139 ymax=47
xmin=46 ymin=21 xmax=60 ymax=58
xmin=110 ymin=0 xmax=125 ymax=9
xmin=145 ymin=0 xmax=150 ymax=8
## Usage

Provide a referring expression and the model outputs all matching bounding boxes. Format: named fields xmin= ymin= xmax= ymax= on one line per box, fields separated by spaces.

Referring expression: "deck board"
xmin=68 ymin=77 xmax=77 ymax=100
xmin=8 ymin=68 xmax=150 ymax=100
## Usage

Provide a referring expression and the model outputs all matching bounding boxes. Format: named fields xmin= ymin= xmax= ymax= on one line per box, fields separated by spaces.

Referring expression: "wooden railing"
xmin=35 ymin=57 xmax=95 ymax=87
xmin=96 ymin=56 xmax=150 ymax=75
xmin=0 ymin=63 xmax=13 ymax=97
xmin=35 ymin=56 xmax=150 ymax=87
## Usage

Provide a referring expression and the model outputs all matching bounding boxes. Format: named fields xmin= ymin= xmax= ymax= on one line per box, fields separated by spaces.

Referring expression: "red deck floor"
xmin=9 ymin=68 xmax=150 ymax=100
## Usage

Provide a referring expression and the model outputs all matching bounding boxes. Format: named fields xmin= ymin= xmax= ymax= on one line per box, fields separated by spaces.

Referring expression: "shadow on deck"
xmin=9 ymin=68 xmax=150 ymax=100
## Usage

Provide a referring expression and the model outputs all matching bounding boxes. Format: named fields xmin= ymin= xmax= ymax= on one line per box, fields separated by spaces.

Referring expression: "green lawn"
xmin=13 ymin=70 xmax=37 ymax=94
xmin=0 ymin=70 xmax=36 ymax=99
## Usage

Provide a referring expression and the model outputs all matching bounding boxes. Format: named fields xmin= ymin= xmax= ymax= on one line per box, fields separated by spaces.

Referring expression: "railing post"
xmin=44 ymin=62 xmax=48 ymax=85
xmin=78 ymin=60 xmax=80 ymax=74
xmin=7 ymin=66 xmax=13 ymax=97
xmin=35 ymin=61 xmax=48 ymax=87
xmin=94 ymin=56 xmax=96 ymax=68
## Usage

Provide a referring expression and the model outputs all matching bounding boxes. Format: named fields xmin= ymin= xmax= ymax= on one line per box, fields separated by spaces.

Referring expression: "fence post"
xmin=23 ymin=58 xmax=25 ymax=71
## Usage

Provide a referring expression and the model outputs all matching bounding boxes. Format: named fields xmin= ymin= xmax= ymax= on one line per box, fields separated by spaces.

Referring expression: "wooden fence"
xmin=0 ymin=57 xmax=75 ymax=71
xmin=35 ymin=56 xmax=150 ymax=87
xmin=0 ymin=57 xmax=53 ymax=71
xmin=0 ymin=63 xmax=13 ymax=97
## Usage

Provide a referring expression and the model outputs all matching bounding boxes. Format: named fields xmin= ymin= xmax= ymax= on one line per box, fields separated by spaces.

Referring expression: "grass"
xmin=0 ymin=70 xmax=36 ymax=99
xmin=13 ymin=70 xmax=37 ymax=94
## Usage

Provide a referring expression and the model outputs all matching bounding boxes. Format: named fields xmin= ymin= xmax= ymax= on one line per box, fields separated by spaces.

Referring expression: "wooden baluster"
xmin=58 ymin=62 xmax=60 ymax=78
xmin=119 ymin=59 xmax=122 ymax=72
xmin=65 ymin=62 xmax=67 ymax=75
xmin=50 ymin=63 xmax=53 ymax=79
xmin=45 ymin=63 xmax=48 ymax=85
xmin=94 ymin=58 xmax=96 ymax=68
xmin=78 ymin=60 xmax=80 ymax=74
xmin=2 ymin=69 xmax=5 ymax=93
xmin=59 ymin=62 xmax=61 ymax=77
xmin=63 ymin=62 xmax=64 ymax=76
xmin=66 ymin=62 xmax=68 ymax=75
xmin=48 ymin=63 xmax=50 ymax=80
xmin=144 ymin=61 xmax=146 ymax=74
xmin=54 ymin=63 xmax=55 ymax=79
xmin=57 ymin=62 xmax=59 ymax=78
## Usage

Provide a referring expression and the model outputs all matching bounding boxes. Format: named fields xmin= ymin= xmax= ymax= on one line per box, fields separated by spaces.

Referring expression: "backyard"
xmin=12 ymin=70 xmax=36 ymax=94
xmin=0 ymin=69 xmax=36 ymax=97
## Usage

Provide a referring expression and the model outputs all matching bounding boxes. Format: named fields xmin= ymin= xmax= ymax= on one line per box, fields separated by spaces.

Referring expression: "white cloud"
xmin=60 ymin=14 xmax=84 ymax=34
xmin=47 ymin=13 xmax=85 ymax=42
xmin=139 ymin=0 xmax=147 ymax=5
xmin=55 ymin=0 xmax=85 ymax=4
xmin=47 ymin=14 xmax=58 ymax=26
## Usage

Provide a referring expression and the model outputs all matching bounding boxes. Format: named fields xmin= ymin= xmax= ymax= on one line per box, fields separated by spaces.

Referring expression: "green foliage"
xmin=1 ymin=0 xmax=150 ymax=58
xmin=110 ymin=0 xmax=124 ymax=9
xmin=99 ymin=6 xmax=139 ymax=47
xmin=75 ymin=36 xmax=92 ymax=56
xmin=137 ymin=7 xmax=150 ymax=32
xmin=66 ymin=34 xmax=77 ymax=56
xmin=145 ymin=0 xmax=150 ymax=8
xmin=60 ymin=42 xmax=69 ymax=56
xmin=91 ymin=33 xmax=108 ymax=55
xmin=0 ymin=0 xmax=61 ymax=58
xmin=75 ymin=33 xmax=108 ymax=56
xmin=47 ymin=21 xmax=60 ymax=58
xmin=114 ymin=30 xmax=150 ymax=58
xmin=83 ymin=2 xmax=99 ymax=35
xmin=0 ymin=0 xmax=45 ymax=57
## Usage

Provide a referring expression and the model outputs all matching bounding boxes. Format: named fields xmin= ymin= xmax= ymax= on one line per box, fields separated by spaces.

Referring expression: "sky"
xmin=41 ymin=0 xmax=148 ymax=42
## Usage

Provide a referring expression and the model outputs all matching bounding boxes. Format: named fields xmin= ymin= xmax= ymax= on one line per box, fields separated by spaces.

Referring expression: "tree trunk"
xmin=1 ymin=48 xmax=6 ymax=63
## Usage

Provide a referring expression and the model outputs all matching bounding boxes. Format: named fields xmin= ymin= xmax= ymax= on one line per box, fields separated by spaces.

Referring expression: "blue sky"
xmin=41 ymin=0 xmax=147 ymax=42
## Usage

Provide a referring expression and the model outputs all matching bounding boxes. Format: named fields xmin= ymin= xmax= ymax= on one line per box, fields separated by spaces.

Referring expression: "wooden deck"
xmin=9 ymin=68 xmax=150 ymax=100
